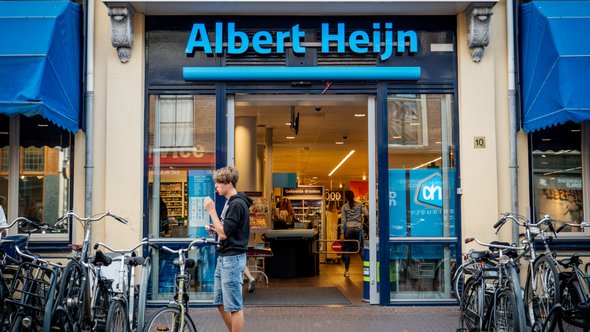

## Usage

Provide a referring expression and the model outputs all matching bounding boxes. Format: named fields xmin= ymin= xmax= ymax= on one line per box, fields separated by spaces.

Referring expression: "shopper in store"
xmin=204 ymin=165 xmax=252 ymax=332
xmin=278 ymin=198 xmax=295 ymax=227
xmin=340 ymin=190 xmax=368 ymax=278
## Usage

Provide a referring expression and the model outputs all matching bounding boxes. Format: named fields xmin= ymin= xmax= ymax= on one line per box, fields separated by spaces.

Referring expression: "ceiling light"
xmin=571 ymin=129 xmax=581 ymax=132
xmin=541 ymin=162 xmax=549 ymax=165
xmin=362 ymin=174 xmax=367 ymax=181
xmin=435 ymin=141 xmax=442 ymax=144
xmin=328 ymin=150 xmax=355 ymax=176
xmin=409 ymin=122 xmax=420 ymax=126
xmin=541 ymin=154 xmax=546 ymax=158
xmin=37 ymin=124 xmax=48 ymax=127
xmin=392 ymin=136 xmax=402 ymax=139
xmin=286 ymin=136 xmax=295 ymax=140
xmin=335 ymin=141 xmax=344 ymax=145
xmin=354 ymin=113 xmax=366 ymax=117
xmin=0 ymin=132 xmax=8 ymax=135
xmin=339 ymin=183 xmax=343 ymax=188
xmin=412 ymin=157 xmax=442 ymax=170
xmin=285 ymin=122 xmax=291 ymax=126
xmin=541 ymin=138 xmax=551 ymax=141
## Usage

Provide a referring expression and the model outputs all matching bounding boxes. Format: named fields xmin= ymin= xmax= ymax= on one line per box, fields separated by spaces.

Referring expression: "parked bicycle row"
xmin=455 ymin=213 xmax=590 ymax=332
xmin=0 ymin=210 xmax=216 ymax=332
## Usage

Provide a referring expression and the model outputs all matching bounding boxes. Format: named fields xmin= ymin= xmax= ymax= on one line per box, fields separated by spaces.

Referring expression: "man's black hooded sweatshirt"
xmin=219 ymin=192 xmax=253 ymax=256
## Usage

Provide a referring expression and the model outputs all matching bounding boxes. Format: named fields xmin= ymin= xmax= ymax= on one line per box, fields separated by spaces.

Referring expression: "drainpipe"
xmin=507 ymin=0 xmax=519 ymax=244
xmin=84 ymin=0 xmax=95 ymax=224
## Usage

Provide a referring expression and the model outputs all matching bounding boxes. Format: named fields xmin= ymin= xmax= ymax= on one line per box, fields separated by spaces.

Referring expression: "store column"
xmin=235 ymin=117 xmax=257 ymax=191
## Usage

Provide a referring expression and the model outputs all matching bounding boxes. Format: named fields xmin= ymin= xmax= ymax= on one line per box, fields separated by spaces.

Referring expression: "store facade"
xmin=85 ymin=0 xmax=530 ymax=306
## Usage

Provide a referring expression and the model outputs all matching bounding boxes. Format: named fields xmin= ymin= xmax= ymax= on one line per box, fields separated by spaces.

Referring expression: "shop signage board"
xmin=187 ymin=169 xmax=214 ymax=237
xmin=185 ymin=22 xmax=419 ymax=60
xmin=283 ymin=186 xmax=324 ymax=197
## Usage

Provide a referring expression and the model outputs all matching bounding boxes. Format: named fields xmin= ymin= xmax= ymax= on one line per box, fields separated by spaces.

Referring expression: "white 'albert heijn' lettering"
xmin=184 ymin=22 xmax=418 ymax=61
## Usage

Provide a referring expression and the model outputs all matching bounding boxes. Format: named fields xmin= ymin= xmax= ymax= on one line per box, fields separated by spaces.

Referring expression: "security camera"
xmin=315 ymin=107 xmax=322 ymax=112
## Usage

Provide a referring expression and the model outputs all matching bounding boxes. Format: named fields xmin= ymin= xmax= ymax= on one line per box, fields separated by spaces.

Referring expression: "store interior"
xmin=234 ymin=94 xmax=370 ymax=304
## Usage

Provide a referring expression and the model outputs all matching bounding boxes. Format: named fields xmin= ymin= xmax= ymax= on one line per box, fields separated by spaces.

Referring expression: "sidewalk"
xmin=188 ymin=305 xmax=460 ymax=331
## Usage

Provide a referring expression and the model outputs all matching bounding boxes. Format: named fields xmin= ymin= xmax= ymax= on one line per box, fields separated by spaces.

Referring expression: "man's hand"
xmin=204 ymin=197 xmax=215 ymax=212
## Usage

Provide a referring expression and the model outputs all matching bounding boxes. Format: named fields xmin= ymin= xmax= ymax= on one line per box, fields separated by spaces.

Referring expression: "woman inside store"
xmin=339 ymin=190 xmax=368 ymax=278
xmin=278 ymin=198 xmax=295 ymax=228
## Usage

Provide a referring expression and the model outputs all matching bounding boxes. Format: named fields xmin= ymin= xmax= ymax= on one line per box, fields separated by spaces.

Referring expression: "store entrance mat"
xmin=244 ymin=287 xmax=351 ymax=306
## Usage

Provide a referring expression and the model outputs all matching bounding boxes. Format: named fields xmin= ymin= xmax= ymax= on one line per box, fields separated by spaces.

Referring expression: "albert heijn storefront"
xmin=98 ymin=0 xmax=510 ymax=306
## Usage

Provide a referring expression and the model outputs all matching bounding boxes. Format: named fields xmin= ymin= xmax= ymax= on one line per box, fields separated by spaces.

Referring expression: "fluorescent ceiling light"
xmin=328 ymin=150 xmax=355 ymax=176
xmin=285 ymin=122 xmax=291 ymax=126
xmin=335 ymin=141 xmax=344 ymax=145
xmin=354 ymin=113 xmax=366 ymax=117
xmin=412 ymin=156 xmax=442 ymax=170
xmin=286 ymin=136 xmax=295 ymax=140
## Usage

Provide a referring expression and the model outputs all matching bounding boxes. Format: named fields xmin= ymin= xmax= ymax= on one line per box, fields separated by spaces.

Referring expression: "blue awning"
xmin=520 ymin=1 xmax=590 ymax=132
xmin=0 ymin=1 xmax=81 ymax=133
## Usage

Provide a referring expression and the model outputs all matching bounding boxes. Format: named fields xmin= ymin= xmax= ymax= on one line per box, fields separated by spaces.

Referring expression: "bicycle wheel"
xmin=495 ymin=289 xmax=518 ymax=332
xmin=560 ymin=279 xmax=589 ymax=329
xmin=106 ymin=299 xmax=129 ymax=332
xmin=505 ymin=266 xmax=527 ymax=332
xmin=136 ymin=256 xmax=151 ymax=332
xmin=50 ymin=307 xmax=74 ymax=332
xmin=525 ymin=255 xmax=560 ymax=330
xmin=144 ymin=306 xmax=197 ymax=332
xmin=92 ymin=278 xmax=112 ymax=331
xmin=459 ymin=277 xmax=485 ymax=331
xmin=56 ymin=260 xmax=84 ymax=327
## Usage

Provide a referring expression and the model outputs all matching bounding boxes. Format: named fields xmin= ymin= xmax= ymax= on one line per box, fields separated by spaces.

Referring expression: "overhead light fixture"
xmin=392 ymin=136 xmax=402 ymax=139
xmin=37 ymin=124 xmax=48 ymax=127
xmin=328 ymin=150 xmax=355 ymax=176
xmin=412 ymin=156 xmax=442 ymax=170
xmin=286 ymin=136 xmax=295 ymax=140
xmin=571 ymin=129 xmax=581 ymax=133
xmin=541 ymin=138 xmax=551 ymax=141
xmin=354 ymin=113 xmax=366 ymax=117
xmin=335 ymin=141 xmax=344 ymax=145
xmin=541 ymin=154 xmax=546 ymax=158
xmin=362 ymin=174 xmax=367 ymax=181
xmin=285 ymin=122 xmax=291 ymax=126
xmin=434 ymin=141 xmax=442 ymax=144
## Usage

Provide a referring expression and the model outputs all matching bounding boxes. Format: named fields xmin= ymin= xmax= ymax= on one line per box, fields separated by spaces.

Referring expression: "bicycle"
xmin=54 ymin=210 xmax=129 ymax=331
xmin=144 ymin=238 xmax=217 ymax=332
xmin=452 ymin=249 xmax=497 ymax=304
xmin=93 ymin=238 xmax=151 ymax=332
xmin=554 ymin=221 xmax=590 ymax=331
xmin=459 ymin=237 xmax=526 ymax=332
xmin=493 ymin=213 xmax=561 ymax=331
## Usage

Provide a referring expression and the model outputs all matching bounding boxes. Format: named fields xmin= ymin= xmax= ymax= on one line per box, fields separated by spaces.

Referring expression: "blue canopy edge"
xmin=520 ymin=1 xmax=590 ymax=132
xmin=0 ymin=1 xmax=81 ymax=133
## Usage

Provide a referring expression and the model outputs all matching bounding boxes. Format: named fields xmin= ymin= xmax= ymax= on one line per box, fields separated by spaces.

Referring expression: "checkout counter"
xmin=264 ymin=229 xmax=319 ymax=278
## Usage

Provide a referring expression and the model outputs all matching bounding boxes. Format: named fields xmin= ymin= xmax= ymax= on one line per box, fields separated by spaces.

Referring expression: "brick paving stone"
xmin=186 ymin=306 xmax=460 ymax=332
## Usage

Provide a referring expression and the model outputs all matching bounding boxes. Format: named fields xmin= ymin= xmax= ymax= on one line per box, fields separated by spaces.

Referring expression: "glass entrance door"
xmin=385 ymin=93 xmax=457 ymax=303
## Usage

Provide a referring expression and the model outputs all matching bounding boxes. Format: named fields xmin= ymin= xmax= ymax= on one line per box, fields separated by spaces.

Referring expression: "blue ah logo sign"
xmin=416 ymin=174 xmax=442 ymax=208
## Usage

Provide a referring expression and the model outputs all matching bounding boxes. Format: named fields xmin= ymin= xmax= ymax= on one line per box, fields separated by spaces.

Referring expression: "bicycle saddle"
xmin=173 ymin=258 xmax=196 ymax=269
xmin=68 ymin=244 xmax=83 ymax=252
xmin=468 ymin=250 xmax=489 ymax=260
xmin=125 ymin=256 xmax=145 ymax=267
xmin=558 ymin=254 xmax=582 ymax=268
xmin=93 ymin=250 xmax=113 ymax=266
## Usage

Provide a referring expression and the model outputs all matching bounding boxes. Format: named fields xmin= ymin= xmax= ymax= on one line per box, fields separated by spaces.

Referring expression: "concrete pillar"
xmin=265 ymin=128 xmax=273 ymax=199
xmin=235 ymin=117 xmax=257 ymax=192
xmin=256 ymin=144 xmax=265 ymax=192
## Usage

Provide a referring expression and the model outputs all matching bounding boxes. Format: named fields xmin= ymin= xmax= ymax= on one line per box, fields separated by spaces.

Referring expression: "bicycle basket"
xmin=6 ymin=262 xmax=57 ymax=316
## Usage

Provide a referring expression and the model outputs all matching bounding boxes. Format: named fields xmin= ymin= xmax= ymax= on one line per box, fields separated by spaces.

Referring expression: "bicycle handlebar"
xmin=159 ymin=238 xmax=218 ymax=254
xmin=93 ymin=238 xmax=150 ymax=255
xmin=494 ymin=213 xmax=556 ymax=236
xmin=56 ymin=210 xmax=129 ymax=228
xmin=465 ymin=237 xmax=526 ymax=251
xmin=556 ymin=221 xmax=589 ymax=233
xmin=15 ymin=246 xmax=63 ymax=268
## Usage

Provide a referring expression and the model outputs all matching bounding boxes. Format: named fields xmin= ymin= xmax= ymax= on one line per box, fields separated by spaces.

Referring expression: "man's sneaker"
xmin=248 ymin=279 xmax=256 ymax=293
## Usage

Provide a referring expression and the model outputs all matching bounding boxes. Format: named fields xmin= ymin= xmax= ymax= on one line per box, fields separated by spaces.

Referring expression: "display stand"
xmin=248 ymin=196 xmax=271 ymax=284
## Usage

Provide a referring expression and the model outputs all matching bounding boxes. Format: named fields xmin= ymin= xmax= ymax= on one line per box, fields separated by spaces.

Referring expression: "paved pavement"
xmin=188 ymin=305 xmax=461 ymax=331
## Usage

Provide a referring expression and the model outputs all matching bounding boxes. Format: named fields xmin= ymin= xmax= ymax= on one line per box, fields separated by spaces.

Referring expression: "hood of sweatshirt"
xmin=230 ymin=192 xmax=253 ymax=208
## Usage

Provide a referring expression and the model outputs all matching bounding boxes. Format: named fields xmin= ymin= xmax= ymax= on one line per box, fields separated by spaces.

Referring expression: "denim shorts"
xmin=213 ymin=253 xmax=246 ymax=312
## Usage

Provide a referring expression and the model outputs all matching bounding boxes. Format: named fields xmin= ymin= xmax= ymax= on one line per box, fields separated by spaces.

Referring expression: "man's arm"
xmin=204 ymin=197 xmax=227 ymax=240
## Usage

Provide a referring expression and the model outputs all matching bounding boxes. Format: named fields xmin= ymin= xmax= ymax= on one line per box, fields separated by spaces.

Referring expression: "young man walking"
xmin=204 ymin=166 xmax=252 ymax=332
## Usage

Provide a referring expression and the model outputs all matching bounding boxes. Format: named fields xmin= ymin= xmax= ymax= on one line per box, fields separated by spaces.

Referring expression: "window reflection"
xmin=531 ymin=122 xmax=584 ymax=233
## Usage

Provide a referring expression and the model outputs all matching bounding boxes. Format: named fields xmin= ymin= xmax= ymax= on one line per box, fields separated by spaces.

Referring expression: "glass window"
xmin=387 ymin=93 xmax=456 ymax=302
xmin=389 ymin=243 xmax=457 ymax=300
xmin=147 ymin=94 xmax=217 ymax=301
xmin=531 ymin=122 xmax=586 ymax=234
xmin=0 ymin=115 xmax=72 ymax=238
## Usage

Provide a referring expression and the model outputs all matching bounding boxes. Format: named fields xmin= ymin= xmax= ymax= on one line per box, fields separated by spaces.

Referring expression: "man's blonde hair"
xmin=213 ymin=166 xmax=239 ymax=188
